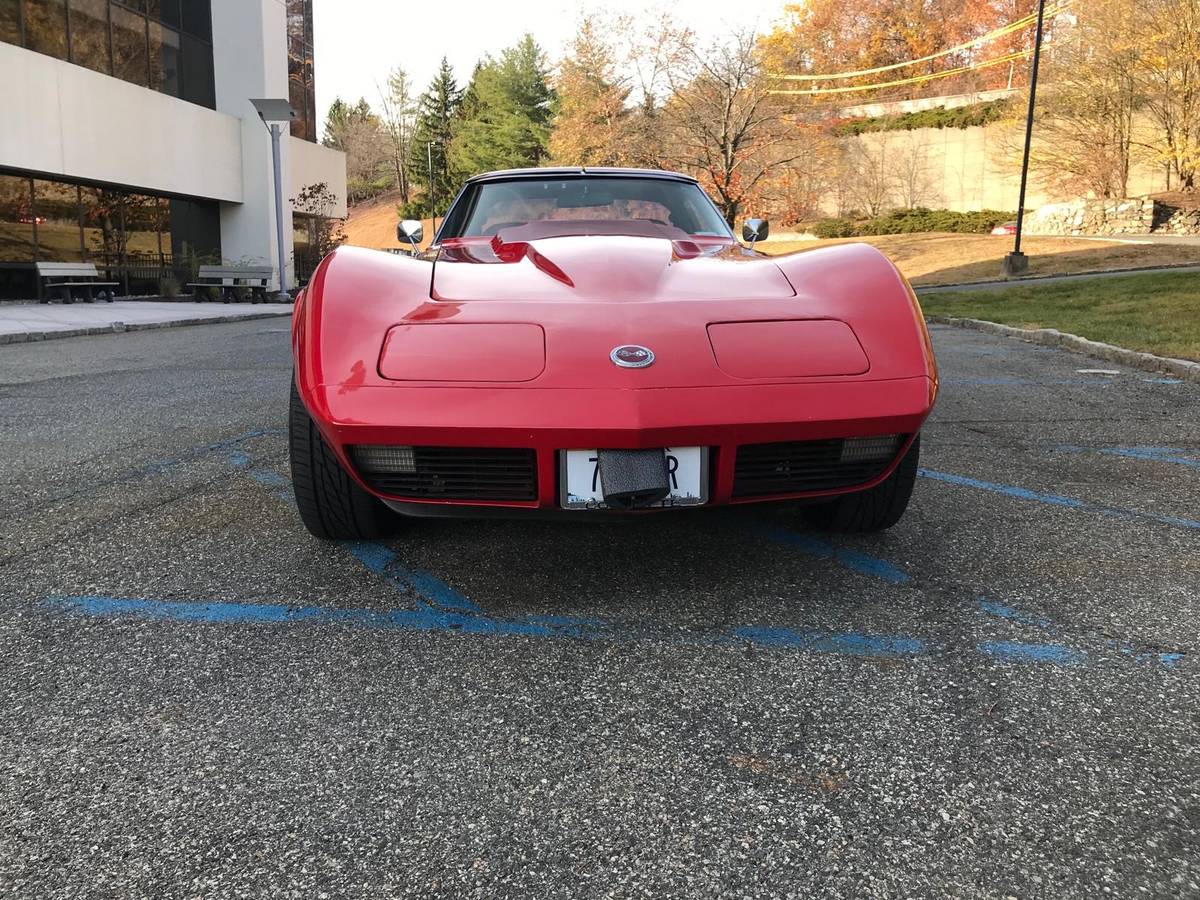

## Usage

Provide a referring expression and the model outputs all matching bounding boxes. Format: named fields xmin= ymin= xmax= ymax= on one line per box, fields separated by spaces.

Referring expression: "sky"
xmin=312 ymin=0 xmax=793 ymax=131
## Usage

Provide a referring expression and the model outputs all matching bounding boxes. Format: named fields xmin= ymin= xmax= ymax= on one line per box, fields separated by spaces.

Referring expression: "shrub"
xmin=813 ymin=208 xmax=1016 ymax=238
xmin=159 ymin=275 xmax=180 ymax=298
xmin=831 ymin=100 xmax=1013 ymax=137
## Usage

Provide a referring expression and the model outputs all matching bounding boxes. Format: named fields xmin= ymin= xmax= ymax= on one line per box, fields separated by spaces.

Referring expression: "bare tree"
xmin=841 ymin=137 xmax=894 ymax=216
xmin=377 ymin=67 xmax=417 ymax=204
xmin=656 ymin=30 xmax=810 ymax=225
xmin=890 ymin=133 xmax=939 ymax=209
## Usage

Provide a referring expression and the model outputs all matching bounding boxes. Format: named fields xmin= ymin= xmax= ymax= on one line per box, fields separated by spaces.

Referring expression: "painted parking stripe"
xmin=919 ymin=469 xmax=1200 ymax=530
xmin=978 ymin=640 xmax=1086 ymax=666
xmin=752 ymin=525 xmax=909 ymax=585
xmin=43 ymin=593 xmax=1184 ymax=669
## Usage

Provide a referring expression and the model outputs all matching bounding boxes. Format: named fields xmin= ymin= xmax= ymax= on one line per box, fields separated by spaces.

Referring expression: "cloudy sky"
xmin=312 ymin=0 xmax=793 ymax=128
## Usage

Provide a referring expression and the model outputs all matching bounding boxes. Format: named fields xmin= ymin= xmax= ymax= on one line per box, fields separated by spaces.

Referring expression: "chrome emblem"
xmin=611 ymin=345 xmax=655 ymax=368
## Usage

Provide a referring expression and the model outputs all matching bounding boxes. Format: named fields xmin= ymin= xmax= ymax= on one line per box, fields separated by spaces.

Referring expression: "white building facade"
xmin=0 ymin=0 xmax=346 ymax=299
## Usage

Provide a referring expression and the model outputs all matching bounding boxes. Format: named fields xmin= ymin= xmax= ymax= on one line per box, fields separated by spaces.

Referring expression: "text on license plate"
xmin=560 ymin=448 xmax=707 ymax=509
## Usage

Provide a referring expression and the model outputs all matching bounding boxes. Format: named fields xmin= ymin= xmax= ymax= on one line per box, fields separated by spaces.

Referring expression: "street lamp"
xmin=250 ymin=98 xmax=296 ymax=297
xmin=1003 ymin=0 xmax=1048 ymax=277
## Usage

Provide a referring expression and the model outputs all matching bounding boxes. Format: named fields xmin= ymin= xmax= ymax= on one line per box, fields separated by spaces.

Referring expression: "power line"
xmin=767 ymin=50 xmax=1034 ymax=96
xmin=766 ymin=2 xmax=1069 ymax=84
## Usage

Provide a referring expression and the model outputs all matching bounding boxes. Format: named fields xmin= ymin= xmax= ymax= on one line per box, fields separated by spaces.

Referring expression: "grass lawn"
xmin=759 ymin=233 xmax=1200 ymax=286
xmin=918 ymin=271 xmax=1200 ymax=362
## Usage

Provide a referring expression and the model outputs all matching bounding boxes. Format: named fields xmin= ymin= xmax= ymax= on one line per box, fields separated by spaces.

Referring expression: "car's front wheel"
xmin=802 ymin=435 xmax=921 ymax=533
xmin=289 ymin=380 xmax=397 ymax=540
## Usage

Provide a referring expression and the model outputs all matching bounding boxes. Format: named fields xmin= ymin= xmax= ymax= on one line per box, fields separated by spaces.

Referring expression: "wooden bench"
xmin=36 ymin=262 xmax=120 ymax=304
xmin=186 ymin=265 xmax=276 ymax=303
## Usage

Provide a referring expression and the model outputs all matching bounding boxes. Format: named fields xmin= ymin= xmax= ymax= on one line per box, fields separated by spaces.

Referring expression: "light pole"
xmin=250 ymin=98 xmax=296 ymax=298
xmin=1003 ymin=0 xmax=1048 ymax=277
xmin=427 ymin=141 xmax=436 ymax=234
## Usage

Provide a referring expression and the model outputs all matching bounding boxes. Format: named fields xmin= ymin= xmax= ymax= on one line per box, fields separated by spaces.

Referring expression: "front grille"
xmin=733 ymin=436 xmax=903 ymax=498
xmin=350 ymin=446 xmax=538 ymax=501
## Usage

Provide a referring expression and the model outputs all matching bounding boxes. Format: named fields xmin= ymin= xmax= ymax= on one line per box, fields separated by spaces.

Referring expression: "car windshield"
xmin=439 ymin=176 xmax=732 ymax=240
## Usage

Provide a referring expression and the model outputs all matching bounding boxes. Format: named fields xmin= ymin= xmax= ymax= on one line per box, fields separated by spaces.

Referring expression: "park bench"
xmin=36 ymin=262 xmax=120 ymax=304
xmin=186 ymin=265 xmax=276 ymax=303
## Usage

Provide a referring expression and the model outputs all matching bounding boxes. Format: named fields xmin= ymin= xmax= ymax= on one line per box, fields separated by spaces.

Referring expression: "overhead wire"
xmin=764 ymin=1 xmax=1071 ymax=97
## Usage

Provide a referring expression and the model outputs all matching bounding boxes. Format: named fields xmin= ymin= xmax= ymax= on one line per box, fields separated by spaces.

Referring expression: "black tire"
xmin=288 ymin=379 xmax=396 ymax=540
xmin=802 ymin=435 xmax=921 ymax=533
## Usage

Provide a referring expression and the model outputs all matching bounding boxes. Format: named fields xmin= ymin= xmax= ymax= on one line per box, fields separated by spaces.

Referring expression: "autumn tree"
xmin=1133 ymin=0 xmax=1200 ymax=190
xmin=1030 ymin=0 xmax=1142 ymax=199
xmin=656 ymin=31 xmax=811 ymax=225
xmin=550 ymin=17 xmax=632 ymax=165
xmin=322 ymin=97 xmax=390 ymax=204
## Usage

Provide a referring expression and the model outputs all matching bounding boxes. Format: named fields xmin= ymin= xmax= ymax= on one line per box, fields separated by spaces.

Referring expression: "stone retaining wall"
xmin=1023 ymin=197 xmax=1200 ymax=236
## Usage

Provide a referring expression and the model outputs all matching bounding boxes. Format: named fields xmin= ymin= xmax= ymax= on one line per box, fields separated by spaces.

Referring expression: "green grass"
xmin=920 ymin=271 xmax=1200 ymax=362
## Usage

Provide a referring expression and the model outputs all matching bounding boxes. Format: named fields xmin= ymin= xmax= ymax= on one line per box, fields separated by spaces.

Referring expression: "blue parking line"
xmin=752 ymin=526 xmax=909 ymax=585
xmin=44 ymin=593 xmax=1184 ymax=670
xmin=919 ymin=469 xmax=1200 ymax=530
xmin=343 ymin=540 xmax=483 ymax=614
xmin=1098 ymin=447 xmax=1200 ymax=469
xmin=734 ymin=626 xmax=924 ymax=657
xmin=976 ymin=598 xmax=1051 ymax=628
xmin=978 ymin=640 xmax=1086 ymax=666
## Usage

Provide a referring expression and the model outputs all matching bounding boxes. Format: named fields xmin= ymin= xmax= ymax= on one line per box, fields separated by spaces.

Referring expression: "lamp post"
xmin=250 ymin=98 xmax=297 ymax=298
xmin=1003 ymin=0 xmax=1048 ymax=277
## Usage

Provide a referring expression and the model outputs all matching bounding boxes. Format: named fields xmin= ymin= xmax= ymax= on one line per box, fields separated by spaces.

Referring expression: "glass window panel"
xmin=69 ymin=0 xmax=111 ymax=75
xmin=0 ymin=175 xmax=35 ymax=263
xmin=180 ymin=0 xmax=208 ymax=41
xmin=122 ymin=193 xmax=164 ymax=261
xmin=111 ymin=6 xmax=148 ymax=87
xmin=80 ymin=186 xmax=126 ymax=264
xmin=25 ymin=0 xmax=69 ymax=60
xmin=158 ymin=0 xmax=180 ymax=28
xmin=115 ymin=0 xmax=146 ymax=12
xmin=1 ymin=0 xmax=21 ymax=46
xmin=179 ymin=30 xmax=213 ymax=107
xmin=33 ymin=180 xmax=83 ymax=262
xmin=148 ymin=21 xmax=179 ymax=95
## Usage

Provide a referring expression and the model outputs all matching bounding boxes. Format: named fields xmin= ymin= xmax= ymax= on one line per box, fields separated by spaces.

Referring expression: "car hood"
xmin=430 ymin=235 xmax=797 ymax=303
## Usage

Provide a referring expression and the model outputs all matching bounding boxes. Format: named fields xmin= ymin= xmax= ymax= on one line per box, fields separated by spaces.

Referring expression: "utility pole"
xmin=427 ymin=142 xmax=437 ymax=235
xmin=1003 ymin=0 xmax=1048 ymax=277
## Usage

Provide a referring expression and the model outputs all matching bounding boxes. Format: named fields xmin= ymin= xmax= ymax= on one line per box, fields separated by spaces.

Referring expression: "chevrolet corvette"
xmin=289 ymin=168 xmax=938 ymax=539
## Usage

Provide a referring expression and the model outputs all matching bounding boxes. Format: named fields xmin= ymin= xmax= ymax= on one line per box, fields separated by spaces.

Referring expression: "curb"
xmin=914 ymin=262 xmax=1200 ymax=293
xmin=0 ymin=311 xmax=291 ymax=346
xmin=926 ymin=315 xmax=1200 ymax=383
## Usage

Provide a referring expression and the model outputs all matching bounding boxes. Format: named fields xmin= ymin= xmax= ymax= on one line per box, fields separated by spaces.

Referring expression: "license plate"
xmin=560 ymin=448 xmax=708 ymax=510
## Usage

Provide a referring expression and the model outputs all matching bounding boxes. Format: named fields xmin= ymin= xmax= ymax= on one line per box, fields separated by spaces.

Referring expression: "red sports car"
xmin=289 ymin=168 xmax=938 ymax=539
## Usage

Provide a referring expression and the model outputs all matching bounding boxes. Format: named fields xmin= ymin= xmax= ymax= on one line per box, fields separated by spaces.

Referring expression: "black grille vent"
xmin=733 ymin=437 xmax=902 ymax=498
xmin=351 ymin=446 xmax=538 ymax=501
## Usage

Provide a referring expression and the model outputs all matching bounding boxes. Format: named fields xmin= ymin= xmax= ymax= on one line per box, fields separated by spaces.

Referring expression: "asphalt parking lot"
xmin=1 ymin=319 xmax=1197 ymax=898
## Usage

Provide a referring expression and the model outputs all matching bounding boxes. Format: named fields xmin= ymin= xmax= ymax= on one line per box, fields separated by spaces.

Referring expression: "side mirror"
xmin=742 ymin=218 xmax=769 ymax=245
xmin=397 ymin=219 xmax=424 ymax=248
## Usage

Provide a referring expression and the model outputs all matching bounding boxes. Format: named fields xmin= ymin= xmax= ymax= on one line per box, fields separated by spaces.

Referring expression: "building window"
xmin=33 ymin=179 xmax=85 ymax=261
xmin=68 ymin=0 xmax=111 ymax=75
xmin=110 ymin=3 xmax=147 ymax=86
xmin=1 ymin=0 xmax=21 ymax=45
xmin=0 ymin=0 xmax=213 ymax=109
xmin=0 ymin=168 xmax=220 ymax=299
xmin=148 ymin=19 xmax=179 ymax=96
xmin=24 ymin=0 xmax=68 ymax=59
xmin=287 ymin=0 xmax=316 ymax=142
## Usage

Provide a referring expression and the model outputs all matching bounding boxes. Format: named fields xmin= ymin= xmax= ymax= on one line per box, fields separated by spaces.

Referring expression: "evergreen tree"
xmin=407 ymin=58 xmax=463 ymax=216
xmin=450 ymin=35 xmax=555 ymax=176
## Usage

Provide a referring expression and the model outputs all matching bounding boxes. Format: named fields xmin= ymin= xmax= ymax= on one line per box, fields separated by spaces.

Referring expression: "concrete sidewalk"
xmin=0 ymin=301 xmax=292 ymax=345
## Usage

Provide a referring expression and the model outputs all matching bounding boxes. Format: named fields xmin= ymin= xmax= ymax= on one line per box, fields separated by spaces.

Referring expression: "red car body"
xmin=290 ymin=168 xmax=937 ymax=527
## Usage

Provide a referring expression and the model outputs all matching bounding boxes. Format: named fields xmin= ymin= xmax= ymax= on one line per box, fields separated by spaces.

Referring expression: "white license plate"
xmin=560 ymin=448 xmax=708 ymax=510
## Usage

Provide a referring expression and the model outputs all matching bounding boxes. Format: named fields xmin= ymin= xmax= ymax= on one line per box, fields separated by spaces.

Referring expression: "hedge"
xmin=812 ymin=208 xmax=1016 ymax=239
xmin=831 ymin=100 xmax=1013 ymax=137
